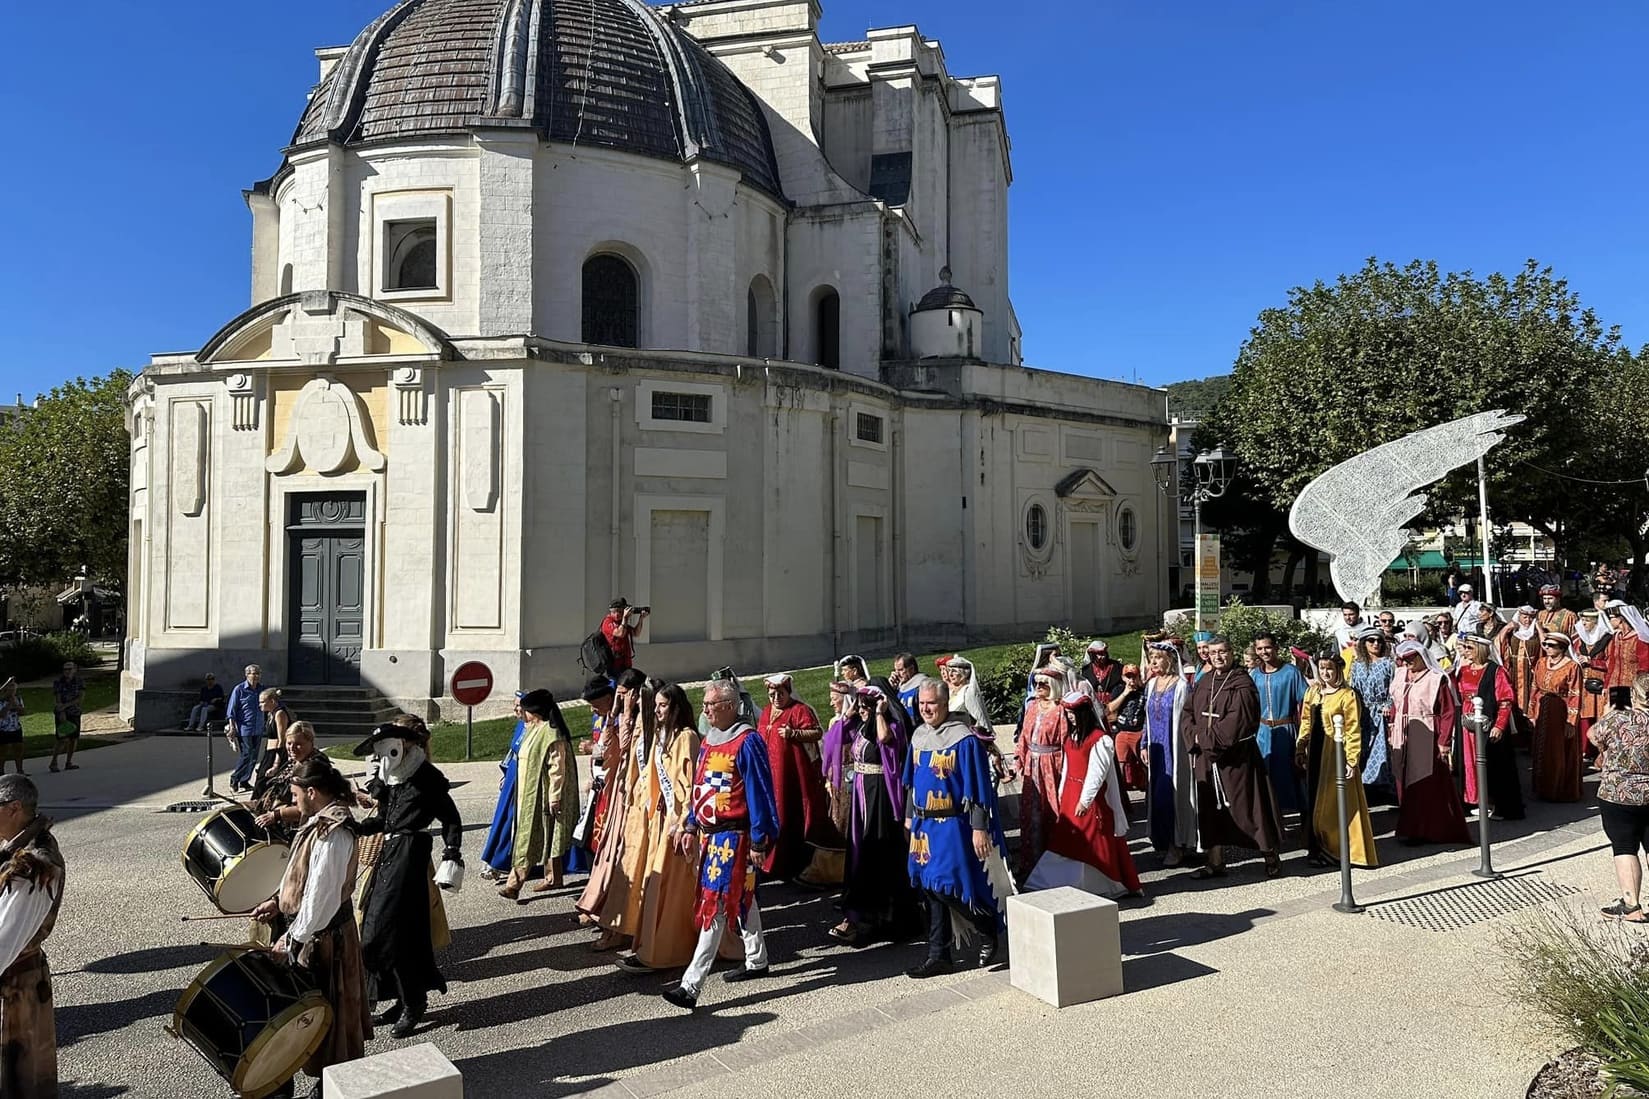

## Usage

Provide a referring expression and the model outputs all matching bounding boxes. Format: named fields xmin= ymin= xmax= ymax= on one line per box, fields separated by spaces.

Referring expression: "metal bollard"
xmin=1331 ymin=713 xmax=1362 ymax=913
xmin=203 ymin=724 xmax=217 ymax=798
xmin=1469 ymin=696 xmax=1498 ymax=879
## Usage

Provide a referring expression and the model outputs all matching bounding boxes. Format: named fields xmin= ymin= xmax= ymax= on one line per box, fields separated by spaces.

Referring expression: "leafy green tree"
xmin=0 ymin=372 xmax=133 ymax=587
xmin=1165 ymin=375 xmax=1232 ymax=419
xmin=1205 ymin=259 xmax=1630 ymax=595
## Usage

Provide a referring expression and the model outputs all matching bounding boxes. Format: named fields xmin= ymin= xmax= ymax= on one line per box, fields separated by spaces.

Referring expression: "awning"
xmin=1386 ymin=551 xmax=1486 ymax=571
xmin=55 ymin=585 xmax=117 ymax=605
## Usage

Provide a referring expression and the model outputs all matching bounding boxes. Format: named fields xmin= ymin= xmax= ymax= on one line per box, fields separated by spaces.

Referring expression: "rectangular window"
xmin=855 ymin=412 xmax=884 ymax=444
xmin=651 ymin=391 xmax=713 ymax=424
xmin=383 ymin=218 xmax=438 ymax=291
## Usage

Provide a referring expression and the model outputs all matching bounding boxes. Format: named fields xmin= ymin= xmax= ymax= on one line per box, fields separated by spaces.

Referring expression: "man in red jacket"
xmin=598 ymin=598 xmax=648 ymax=675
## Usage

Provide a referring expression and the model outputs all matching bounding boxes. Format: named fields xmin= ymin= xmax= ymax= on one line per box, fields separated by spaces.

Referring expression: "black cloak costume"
xmin=355 ymin=725 xmax=463 ymax=1027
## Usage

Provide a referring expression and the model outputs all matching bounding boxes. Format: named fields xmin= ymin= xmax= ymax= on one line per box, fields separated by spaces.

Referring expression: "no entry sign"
xmin=451 ymin=661 xmax=494 ymax=707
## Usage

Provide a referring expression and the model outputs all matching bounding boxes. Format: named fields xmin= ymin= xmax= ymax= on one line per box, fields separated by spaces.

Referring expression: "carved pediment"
xmin=1054 ymin=468 xmax=1118 ymax=501
xmin=198 ymin=291 xmax=452 ymax=367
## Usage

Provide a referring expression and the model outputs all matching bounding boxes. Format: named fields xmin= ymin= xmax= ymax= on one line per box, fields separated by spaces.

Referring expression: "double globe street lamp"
xmin=1152 ymin=443 xmax=1237 ymax=632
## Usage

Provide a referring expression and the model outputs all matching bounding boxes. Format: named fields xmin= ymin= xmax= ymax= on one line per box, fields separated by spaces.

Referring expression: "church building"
xmin=122 ymin=0 xmax=1168 ymax=726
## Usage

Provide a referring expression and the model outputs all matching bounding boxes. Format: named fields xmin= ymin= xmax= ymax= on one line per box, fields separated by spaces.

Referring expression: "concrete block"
xmin=322 ymin=1042 xmax=463 ymax=1098
xmin=1008 ymin=886 xmax=1123 ymax=1008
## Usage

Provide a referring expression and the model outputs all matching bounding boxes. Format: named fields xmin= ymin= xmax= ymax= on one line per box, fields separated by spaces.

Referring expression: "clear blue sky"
xmin=5 ymin=1 xmax=1646 ymax=400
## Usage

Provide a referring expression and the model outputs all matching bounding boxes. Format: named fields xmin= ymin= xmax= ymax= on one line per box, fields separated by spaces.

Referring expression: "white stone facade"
xmin=121 ymin=0 xmax=1169 ymax=727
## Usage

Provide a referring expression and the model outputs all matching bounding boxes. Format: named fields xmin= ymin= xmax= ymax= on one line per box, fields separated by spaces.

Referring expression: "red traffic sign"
xmin=450 ymin=661 xmax=494 ymax=708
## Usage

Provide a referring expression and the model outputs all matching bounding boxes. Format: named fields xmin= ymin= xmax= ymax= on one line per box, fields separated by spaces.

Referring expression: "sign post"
xmin=450 ymin=661 xmax=495 ymax=762
xmin=1195 ymin=533 xmax=1221 ymax=630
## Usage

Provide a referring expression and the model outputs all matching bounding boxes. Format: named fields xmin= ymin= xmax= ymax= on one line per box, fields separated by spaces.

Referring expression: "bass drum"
xmin=172 ymin=948 xmax=332 ymax=1099
xmin=182 ymin=805 xmax=291 ymax=914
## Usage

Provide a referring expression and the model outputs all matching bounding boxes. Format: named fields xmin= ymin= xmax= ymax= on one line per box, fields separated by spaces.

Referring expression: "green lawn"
xmin=10 ymin=677 xmax=121 ymax=762
xmin=331 ymin=633 xmax=1144 ymax=765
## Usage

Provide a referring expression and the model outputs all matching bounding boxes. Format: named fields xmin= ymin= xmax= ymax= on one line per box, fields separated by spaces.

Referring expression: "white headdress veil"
xmin=1606 ymin=600 xmax=1649 ymax=643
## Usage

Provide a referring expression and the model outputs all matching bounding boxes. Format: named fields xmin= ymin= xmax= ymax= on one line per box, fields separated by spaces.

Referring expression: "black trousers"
xmin=924 ymin=890 xmax=996 ymax=962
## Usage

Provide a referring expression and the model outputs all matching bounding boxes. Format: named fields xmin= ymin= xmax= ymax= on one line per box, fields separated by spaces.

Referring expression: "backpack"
xmin=579 ymin=630 xmax=614 ymax=678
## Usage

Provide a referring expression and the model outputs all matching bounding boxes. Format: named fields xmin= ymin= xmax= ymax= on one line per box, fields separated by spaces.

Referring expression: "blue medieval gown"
xmin=481 ymin=719 xmax=528 ymax=873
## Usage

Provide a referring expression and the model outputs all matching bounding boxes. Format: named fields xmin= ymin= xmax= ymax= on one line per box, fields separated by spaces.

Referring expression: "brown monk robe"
xmin=0 ymin=793 xmax=65 ymax=1099
xmin=1186 ymin=639 xmax=1283 ymax=877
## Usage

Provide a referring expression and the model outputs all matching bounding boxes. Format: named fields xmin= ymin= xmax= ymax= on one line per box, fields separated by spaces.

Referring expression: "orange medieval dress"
xmin=1530 ymin=657 xmax=1583 ymax=802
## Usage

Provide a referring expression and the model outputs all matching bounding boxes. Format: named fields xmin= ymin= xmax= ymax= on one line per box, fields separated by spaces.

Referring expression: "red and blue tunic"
xmin=687 ymin=724 xmax=777 ymax=928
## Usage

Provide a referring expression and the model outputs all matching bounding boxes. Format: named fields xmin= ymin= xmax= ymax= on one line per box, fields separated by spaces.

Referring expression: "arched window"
xmin=582 ymin=254 xmax=639 ymax=348
xmin=279 ymin=263 xmax=294 ymax=296
xmin=747 ymin=275 xmax=777 ymax=357
xmin=814 ymin=288 xmax=840 ymax=369
xmin=385 ymin=221 xmax=438 ymax=291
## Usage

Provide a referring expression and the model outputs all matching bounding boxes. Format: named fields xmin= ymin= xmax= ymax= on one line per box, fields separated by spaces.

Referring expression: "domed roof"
xmin=914 ymin=283 xmax=978 ymax=312
xmin=286 ymin=0 xmax=782 ymax=197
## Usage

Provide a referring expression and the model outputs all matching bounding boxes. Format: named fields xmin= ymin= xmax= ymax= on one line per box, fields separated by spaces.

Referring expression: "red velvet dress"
xmin=756 ymin=700 xmax=842 ymax=878
xmin=1046 ymin=733 xmax=1141 ymax=894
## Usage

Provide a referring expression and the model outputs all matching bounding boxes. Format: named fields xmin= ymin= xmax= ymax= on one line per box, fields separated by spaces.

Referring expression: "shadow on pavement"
xmin=60 ymin=1082 xmax=129 ymax=1098
xmin=1122 ymin=951 xmax=1218 ymax=993
xmin=81 ymin=942 xmax=218 ymax=975
xmin=58 ymin=988 xmax=180 ymax=1049
xmin=1122 ymin=908 xmax=1274 ymax=956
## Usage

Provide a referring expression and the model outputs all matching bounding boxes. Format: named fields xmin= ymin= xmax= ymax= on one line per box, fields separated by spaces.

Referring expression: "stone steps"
xmin=274 ymin=688 xmax=404 ymax=742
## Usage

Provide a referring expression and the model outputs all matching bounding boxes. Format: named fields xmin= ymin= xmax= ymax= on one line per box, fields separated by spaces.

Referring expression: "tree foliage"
xmin=0 ymin=372 xmax=133 ymax=586
xmin=1203 ymin=258 xmax=1642 ymax=591
xmin=1165 ymin=374 xmax=1232 ymax=418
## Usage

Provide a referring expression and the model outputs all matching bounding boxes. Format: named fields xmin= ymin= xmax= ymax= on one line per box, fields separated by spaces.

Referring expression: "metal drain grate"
xmin=1366 ymin=874 xmax=1578 ymax=932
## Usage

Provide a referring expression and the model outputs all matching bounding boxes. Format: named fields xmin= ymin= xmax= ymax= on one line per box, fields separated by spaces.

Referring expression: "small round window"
xmin=1117 ymin=503 xmax=1139 ymax=554
xmin=1026 ymin=503 xmax=1049 ymax=551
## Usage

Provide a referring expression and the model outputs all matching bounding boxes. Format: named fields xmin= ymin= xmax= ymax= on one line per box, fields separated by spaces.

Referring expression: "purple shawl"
xmin=822 ymin=714 xmax=858 ymax=788
xmin=852 ymin=718 xmax=907 ymax=828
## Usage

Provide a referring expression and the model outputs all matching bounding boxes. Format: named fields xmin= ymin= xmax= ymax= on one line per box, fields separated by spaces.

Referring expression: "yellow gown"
xmin=1299 ymin=684 xmax=1379 ymax=867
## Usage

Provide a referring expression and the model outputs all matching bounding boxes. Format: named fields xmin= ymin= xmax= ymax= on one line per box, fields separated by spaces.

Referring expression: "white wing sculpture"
xmin=1287 ymin=410 xmax=1525 ymax=604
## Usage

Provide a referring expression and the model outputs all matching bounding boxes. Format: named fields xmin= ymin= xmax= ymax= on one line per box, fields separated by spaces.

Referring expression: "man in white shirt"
xmin=0 ymin=774 xmax=63 ymax=1097
xmin=1452 ymin=583 xmax=1485 ymax=634
xmin=252 ymin=759 xmax=370 ymax=1099
xmin=1332 ymin=603 xmax=1364 ymax=650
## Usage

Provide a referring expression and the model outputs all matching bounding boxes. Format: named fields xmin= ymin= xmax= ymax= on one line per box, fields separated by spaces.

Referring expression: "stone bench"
xmin=1008 ymin=886 xmax=1123 ymax=1008
xmin=322 ymin=1043 xmax=463 ymax=1099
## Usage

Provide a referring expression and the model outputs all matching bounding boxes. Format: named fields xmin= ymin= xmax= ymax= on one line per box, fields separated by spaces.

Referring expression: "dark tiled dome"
xmin=914 ymin=284 xmax=978 ymax=312
xmin=288 ymin=0 xmax=783 ymax=197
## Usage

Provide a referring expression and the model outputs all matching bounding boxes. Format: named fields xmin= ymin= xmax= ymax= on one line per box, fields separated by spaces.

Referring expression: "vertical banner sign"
xmin=1196 ymin=533 xmax=1221 ymax=622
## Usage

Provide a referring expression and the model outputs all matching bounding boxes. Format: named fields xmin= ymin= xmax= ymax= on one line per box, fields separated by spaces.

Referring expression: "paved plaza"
xmin=50 ymin=735 xmax=1609 ymax=1098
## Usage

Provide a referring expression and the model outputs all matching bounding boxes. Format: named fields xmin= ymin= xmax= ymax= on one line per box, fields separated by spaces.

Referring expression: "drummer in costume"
xmin=0 ymin=775 xmax=64 ymax=1097
xmin=661 ymin=681 xmax=778 ymax=1011
xmin=905 ymin=679 xmax=1013 ymax=979
xmin=353 ymin=722 xmax=463 ymax=1038
xmin=250 ymin=759 xmax=370 ymax=1099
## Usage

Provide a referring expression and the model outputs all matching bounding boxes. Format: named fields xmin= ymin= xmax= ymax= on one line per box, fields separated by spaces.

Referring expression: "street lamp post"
xmin=1154 ymin=443 xmax=1238 ymax=633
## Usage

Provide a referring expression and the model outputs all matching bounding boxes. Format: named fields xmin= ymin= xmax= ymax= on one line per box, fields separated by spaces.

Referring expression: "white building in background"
xmin=122 ymin=0 xmax=1169 ymax=727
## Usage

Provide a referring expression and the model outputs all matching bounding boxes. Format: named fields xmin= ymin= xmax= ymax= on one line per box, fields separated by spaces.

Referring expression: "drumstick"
xmin=198 ymin=941 xmax=272 ymax=952
xmin=180 ymin=912 xmax=256 ymax=921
